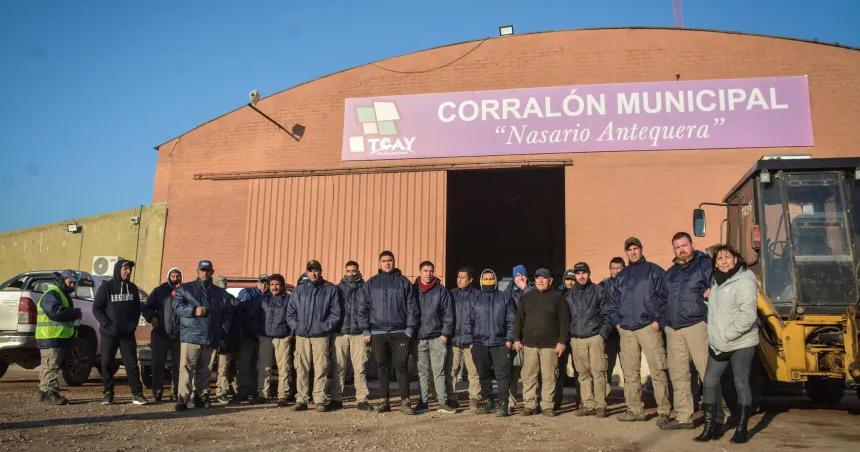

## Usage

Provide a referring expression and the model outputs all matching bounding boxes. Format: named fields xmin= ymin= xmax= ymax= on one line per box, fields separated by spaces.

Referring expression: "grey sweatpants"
xmin=417 ymin=337 xmax=454 ymax=405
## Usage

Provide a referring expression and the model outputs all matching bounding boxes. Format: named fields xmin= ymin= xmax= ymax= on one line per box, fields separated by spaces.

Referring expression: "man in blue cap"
xmin=503 ymin=264 xmax=531 ymax=412
xmin=35 ymin=270 xmax=82 ymax=405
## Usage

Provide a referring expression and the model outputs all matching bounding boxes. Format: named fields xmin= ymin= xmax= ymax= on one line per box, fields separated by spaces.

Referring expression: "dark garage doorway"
xmin=445 ymin=167 xmax=566 ymax=287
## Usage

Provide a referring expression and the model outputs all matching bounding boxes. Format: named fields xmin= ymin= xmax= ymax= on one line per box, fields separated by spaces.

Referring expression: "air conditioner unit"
xmin=92 ymin=256 xmax=120 ymax=277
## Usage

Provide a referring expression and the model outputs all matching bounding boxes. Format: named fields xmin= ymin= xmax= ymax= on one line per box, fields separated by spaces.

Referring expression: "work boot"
xmin=617 ymin=410 xmax=647 ymax=422
xmin=329 ymin=400 xmax=344 ymax=411
xmin=595 ymin=407 xmax=608 ymax=418
xmin=476 ymin=401 xmax=495 ymax=415
xmin=399 ymin=399 xmax=416 ymax=415
xmin=174 ymin=398 xmax=187 ymax=412
xmin=660 ymin=419 xmax=696 ymax=430
xmin=292 ymin=402 xmax=308 ymax=412
xmin=542 ymin=408 xmax=557 ymax=417
xmin=495 ymin=402 xmax=510 ymax=417
xmin=730 ymin=405 xmax=752 ymax=444
xmin=575 ymin=407 xmax=595 ymax=417
xmin=469 ymin=398 xmax=480 ymax=413
xmin=656 ymin=414 xmax=671 ymax=427
xmin=101 ymin=392 xmax=114 ymax=405
xmin=356 ymin=401 xmax=373 ymax=412
xmin=316 ymin=402 xmax=328 ymax=412
xmin=277 ymin=398 xmax=290 ymax=408
xmin=43 ymin=391 xmax=69 ymax=405
xmin=694 ymin=403 xmax=718 ymax=442
xmin=374 ymin=399 xmax=391 ymax=413
xmin=446 ymin=398 xmax=460 ymax=409
xmin=521 ymin=407 xmax=535 ymax=416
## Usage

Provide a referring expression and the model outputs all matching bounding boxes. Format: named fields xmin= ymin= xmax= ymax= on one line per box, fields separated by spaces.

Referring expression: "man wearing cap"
xmin=661 ymin=232 xmax=720 ymax=430
xmin=286 ymin=260 xmax=342 ymax=412
xmin=232 ymin=274 xmax=268 ymax=403
xmin=561 ymin=269 xmax=577 ymax=293
xmin=566 ymin=262 xmax=613 ymax=418
xmin=504 ymin=264 xmax=532 ymax=411
xmin=413 ymin=260 xmax=456 ymax=414
xmin=608 ymin=237 xmax=671 ymax=425
xmin=358 ymin=250 xmax=420 ymax=415
xmin=513 ymin=268 xmax=570 ymax=417
xmin=331 ymin=261 xmax=372 ymax=411
xmin=257 ymin=273 xmax=294 ymax=406
xmin=171 ymin=259 xmax=235 ymax=411
xmin=211 ymin=276 xmax=238 ymax=404
xmin=142 ymin=266 xmax=183 ymax=401
xmin=449 ymin=266 xmax=482 ymax=413
xmin=93 ymin=259 xmax=149 ymax=405
xmin=35 ymin=270 xmax=82 ymax=405
xmin=554 ymin=268 xmax=578 ymax=410
xmin=600 ymin=257 xmax=626 ymax=391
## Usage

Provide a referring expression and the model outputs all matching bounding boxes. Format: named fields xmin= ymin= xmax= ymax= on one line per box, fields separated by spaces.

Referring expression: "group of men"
xmin=35 ymin=232 xmax=719 ymax=430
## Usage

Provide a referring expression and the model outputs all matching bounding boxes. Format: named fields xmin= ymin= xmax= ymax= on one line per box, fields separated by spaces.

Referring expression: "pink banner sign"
xmin=342 ymin=76 xmax=813 ymax=161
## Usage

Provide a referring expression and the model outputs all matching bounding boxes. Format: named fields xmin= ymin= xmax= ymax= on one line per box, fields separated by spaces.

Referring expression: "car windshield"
xmin=762 ymin=171 xmax=858 ymax=307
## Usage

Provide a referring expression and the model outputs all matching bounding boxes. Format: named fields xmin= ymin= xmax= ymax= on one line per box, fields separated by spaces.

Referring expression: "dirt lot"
xmin=1 ymin=366 xmax=858 ymax=451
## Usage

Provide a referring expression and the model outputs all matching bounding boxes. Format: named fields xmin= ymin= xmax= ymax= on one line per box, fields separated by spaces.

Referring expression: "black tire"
xmin=62 ymin=336 xmax=96 ymax=386
xmin=805 ymin=377 xmax=844 ymax=406
xmin=141 ymin=365 xmax=153 ymax=389
xmin=0 ymin=360 xmax=9 ymax=379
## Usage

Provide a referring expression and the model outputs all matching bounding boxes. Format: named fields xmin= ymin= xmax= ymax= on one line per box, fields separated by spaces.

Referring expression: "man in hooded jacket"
xmin=331 ymin=261 xmax=372 ymax=411
xmin=35 ymin=270 xmax=82 ymax=405
xmin=93 ymin=259 xmax=148 ymax=405
xmin=414 ymin=260 xmax=456 ymax=413
xmin=142 ymin=266 xmax=183 ymax=401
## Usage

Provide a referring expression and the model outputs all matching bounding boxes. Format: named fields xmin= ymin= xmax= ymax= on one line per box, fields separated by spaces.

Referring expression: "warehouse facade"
xmin=152 ymin=28 xmax=860 ymax=284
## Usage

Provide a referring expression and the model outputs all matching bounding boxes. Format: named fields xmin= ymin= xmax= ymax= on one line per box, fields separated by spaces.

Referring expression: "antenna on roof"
xmin=673 ymin=0 xmax=684 ymax=28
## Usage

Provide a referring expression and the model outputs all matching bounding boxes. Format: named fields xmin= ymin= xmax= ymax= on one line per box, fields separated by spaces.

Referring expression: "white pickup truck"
xmin=0 ymin=270 xmax=149 ymax=386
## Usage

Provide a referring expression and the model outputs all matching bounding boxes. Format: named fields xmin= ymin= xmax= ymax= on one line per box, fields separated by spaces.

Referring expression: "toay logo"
xmin=348 ymin=101 xmax=416 ymax=156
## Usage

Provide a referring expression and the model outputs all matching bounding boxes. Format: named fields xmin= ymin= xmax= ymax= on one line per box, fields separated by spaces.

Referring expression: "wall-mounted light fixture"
xmin=499 ymin=25 xmax=514 ymax=36
xmin=67 ymin=223 xmax=81 ymax=233
xmin=247 ymin=89 xmax=304 ymax=142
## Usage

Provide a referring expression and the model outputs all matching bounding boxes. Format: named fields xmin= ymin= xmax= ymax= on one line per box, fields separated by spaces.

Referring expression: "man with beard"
xmin=600 ymin=257 xmax=625 ymax=390
xmin=331 ymin=261 xmax=372 ymax=411
xmin=142 ymin=267 xmax=183 ymax=401
xmin=449 ymin=267 xmax=481 ymax=412
xmin=35 ymin=270 xmax=82 ymax=405
xmin=413 ymin=260 xmax=456 ymax=414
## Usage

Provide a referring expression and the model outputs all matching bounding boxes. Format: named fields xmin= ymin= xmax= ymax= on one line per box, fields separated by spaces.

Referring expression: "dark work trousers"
xmin=554 ymin=342 xmax=571 ymax=408
xmin=371 ymin=332 xmax=411 ymax=401
xmin=604 ymin=328 xmax=621 ymax=385
xmin=236 ymin=335 xmax=259 ymax=397
xmin=150 ymin=332 xmax=180 ymax=395
xmin=471 ymin=344 xmax=512 ymax=403
xmin=101 ymin=333 xmax=144 ymax=396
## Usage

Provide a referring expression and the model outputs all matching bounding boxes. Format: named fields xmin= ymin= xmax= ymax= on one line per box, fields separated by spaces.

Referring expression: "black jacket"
xmin=171 ymin=278 xmax=234 ymax=346
xmin=142 ymin=267 xmax=182 ymax=339
xmin=608 ymin=257 xmax=667 ymax=330
xmin=565 ymin=280 xmax=612 ymax=339
xmin=663 ymin=251 xmax=712 ymax=329
xmin=36 ymin=275 xmax=79 ymax=349
xmin=337 ymin=276 xmax=366 ymax=334
xmin=466 ymin=273 xmax=515 ymax=347
xmin=415 ymin=278 xmax=454 ymax=340
xmin=259 ymin=292 xmax=292 ymax=338
xmin=93 ymin=259 xmax=141 ymax=338
xmin=504 ymin=282 xmax=533 ymax=310
xmin=287 ymin=278 xmax=341 ymax=338
xmin=513 ymin=287 xmax=570 ymax=348
xmin=358 ymin=269 xmax=419 ymax=335
xmin=450 ymin=286 xmax=479 ymax=347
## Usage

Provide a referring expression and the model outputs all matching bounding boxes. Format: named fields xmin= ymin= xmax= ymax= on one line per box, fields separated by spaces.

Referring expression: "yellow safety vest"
xmin=36 ymin=284 xmax=76 ymax=340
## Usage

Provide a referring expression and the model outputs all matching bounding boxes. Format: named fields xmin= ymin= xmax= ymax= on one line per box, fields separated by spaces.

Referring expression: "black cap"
xmin=198 ymin=260 xmax=213 ymax=270
xmin=624 ymin=237 xmax=642 ymax=250
xmin=306 ymin=260 xmax=322 ymax=271
xmin=563 ymin=269 xmax=576 ymax=280
xmin=534 ymin=268 xmax=552 ymax=278
xmin=573 ymin=262 xmax=590 ymax=273
xmin=257 ymin=274 xmax=270 ymax=282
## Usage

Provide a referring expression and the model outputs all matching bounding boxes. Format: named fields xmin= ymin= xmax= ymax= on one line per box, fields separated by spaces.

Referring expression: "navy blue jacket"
xmin=663 ymin=250 xmax=712 ymax=329
xmin=358 ymin=269 xmax=419 ymax=335
xmin=466 ymin=287 xmax=515 ymax=347
xmin=142 ymin=267 xmax=183 ymax=339
xmin=415 ymin=279 xmax=454 ymax=340
xmin=238 ymin=287 xmax=263 ymax=304
xmin=504 ymin=282 xmax=533 ymax=310
xmin=565 ymin=280 xmax=613 ymax=339
xmin=450 ymin=286 xmax=479 ymax=347
xmin=259 ymin=292 xmax=292 ymax=338
xmin=36 ymin=277 xmax=79 ymax=349
xmin=608 ymin=257 xmax=667 ymax=330
xmin=172 ymin=279 xmax=234 ymax=346
xmin=287 ymin=278 xmax=342 ymax=338
xmin=337 ymin=276 xmax=365 ymax=334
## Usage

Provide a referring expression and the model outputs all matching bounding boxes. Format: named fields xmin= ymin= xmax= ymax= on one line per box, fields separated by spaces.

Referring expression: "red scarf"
xmin=417 ymin=277 xmax=438 ymax=293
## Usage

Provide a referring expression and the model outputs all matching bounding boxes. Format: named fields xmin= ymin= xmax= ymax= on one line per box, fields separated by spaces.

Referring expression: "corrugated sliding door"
xmin=243 ymin=171 xmax=447 ymax=283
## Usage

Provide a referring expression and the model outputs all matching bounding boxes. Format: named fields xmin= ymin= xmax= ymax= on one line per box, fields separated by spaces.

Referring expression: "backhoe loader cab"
xmin=694 ymin=156 xmax=860 ymax=405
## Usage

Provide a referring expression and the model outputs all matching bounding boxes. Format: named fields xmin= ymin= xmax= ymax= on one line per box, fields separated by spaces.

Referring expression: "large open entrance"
xmin=445 ymin=167 xmax=566 ymax=287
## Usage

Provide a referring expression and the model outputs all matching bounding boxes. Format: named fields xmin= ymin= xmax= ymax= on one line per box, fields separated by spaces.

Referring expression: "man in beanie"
xmin=566 ymin=262 xmax=612 ymax=418
xmin=287 ymin=260 xmax=342 ymax=412
xmin=449 ymin=266 xmax=481 ymax=412
xmin=608 ymin=237 xmax=671 ymax=425
xmin=504 ymin=264 xmax=532 ymax=411
xmin=331 ymin=261 xmax=372 ymax=411
xmin=142 ymin=266 xmax=183 ymax=401
xmin=35 ymin=270 xmax=82 ymax=405
xmin=413 ymin=260 xmax=456 ymax=414
xmin=513 ymin=268 xmax=570 ymax=417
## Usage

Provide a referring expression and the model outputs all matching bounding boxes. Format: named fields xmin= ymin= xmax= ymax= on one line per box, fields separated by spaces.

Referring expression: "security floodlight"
xmin=499 ymin=25 xmax=514 ymax=36
xmin=67 ymin=223 xmax=81 ymax=233
xmin=760 ymin=169 xmax=771 ymax=184
xmin=249 ymin=89 xmax=261 ymax=106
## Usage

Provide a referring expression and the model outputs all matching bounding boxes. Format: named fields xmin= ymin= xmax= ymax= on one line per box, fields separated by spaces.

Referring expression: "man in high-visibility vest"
xmin=36 ymin=270 xmax=82 ymax=405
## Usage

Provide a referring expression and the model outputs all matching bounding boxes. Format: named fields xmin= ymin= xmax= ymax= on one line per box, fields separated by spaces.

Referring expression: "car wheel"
xmin=0 ymin=360 xmax=9 ymax=379
xmin=62 ymin=337 xmax=95 ymax=386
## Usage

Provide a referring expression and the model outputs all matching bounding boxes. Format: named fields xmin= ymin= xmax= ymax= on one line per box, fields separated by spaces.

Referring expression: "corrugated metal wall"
xmin=243 ymin=171 xmax=447 ymax=283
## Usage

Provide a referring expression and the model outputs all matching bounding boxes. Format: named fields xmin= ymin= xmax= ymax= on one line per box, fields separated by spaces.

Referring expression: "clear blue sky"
xmin=1 ymin=0 xmax=858 ymax=232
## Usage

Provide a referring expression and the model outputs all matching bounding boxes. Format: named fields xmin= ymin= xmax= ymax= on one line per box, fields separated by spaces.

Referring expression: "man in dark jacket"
xmin=566 ymin=262 xmax=612 ymax=418
xmin=93 ymin=259 xmax=148 ymax=405
xmin=358 ymin=250 xmax=420 ymax=415
xmin=286 ymin=260 xmax=342 ymax=412
xmin=449 ymin=266 xmax=481 ymax=412
xmin=513 ymin=268 xmax=570 ymax=417
xmin=232 ymin=274 xmax=267 ymax=403
xmin=257 ymin=273 xmax=293 ymax=406
xmin=661 ymin=232 xmax=717 ymax=430
xmin=171 ymin=259 xmax=234 ymax=411
xmin=414 ymin=260 xmax=455 ymax=414
xmin=504 ymin=264 xmax=532 ymax=411
xmin=211 ymin=275 xmax=238 ymax=403
xmin=331 ymin=261 xmax=372 ymax=411
xmin=599 ymin=257 xmax=625 ymax=392
xmin=35 ymin=270 xmax=82 ymax=405
xmin=608 ymin=237 xmax=671 ymax=424
xmin=142 ymin=266 xmax=182 ymax=401
xmin=466 ymin=269 xmax=515 ymax=417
